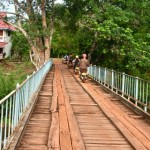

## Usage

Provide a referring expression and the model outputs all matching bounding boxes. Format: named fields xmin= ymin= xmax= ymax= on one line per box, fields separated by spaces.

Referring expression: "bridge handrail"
xmin=88 ymin=65 xmax=150 ymax=115
xmin=0 ymin=59 xmax=53 ymax=150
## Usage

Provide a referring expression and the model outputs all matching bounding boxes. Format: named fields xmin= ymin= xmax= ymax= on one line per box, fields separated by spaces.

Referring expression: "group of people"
xmin=74 ymin=54 xmax=89 ymax=72
xmin=63 ymin=53 xmax=90 ymax=74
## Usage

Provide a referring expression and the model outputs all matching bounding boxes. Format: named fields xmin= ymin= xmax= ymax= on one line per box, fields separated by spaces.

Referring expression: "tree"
xmin=0 ymin=0 xmax=55 ymax=69
xmin=59 ymin=0 xmax=150 ymax=78
xmin=11 ymin=31 xmax=30 ymax=61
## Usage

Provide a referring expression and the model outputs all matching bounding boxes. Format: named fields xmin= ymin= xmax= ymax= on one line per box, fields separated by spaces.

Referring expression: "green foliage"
xmin=52 ymin=30 xmax=78 ymax=57
xmin=0 ymin=61 xmax=35 ymax=100
xmin=11 ymin=31 xmax=30 ymax=61
xmin=2 ymin=0 xmax=150 ymax=80
xmin=0 ymin=74 xmax=15 ymax=100
xmin=56 ymin=0 xmax=150 ymax=79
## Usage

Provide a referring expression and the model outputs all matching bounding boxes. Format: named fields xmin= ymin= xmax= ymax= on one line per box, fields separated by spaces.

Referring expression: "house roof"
xmin=0 ymin=42 xmax=8 ymax=48
xmin=0 ymin=20 xmax=15 ymax=31
xmin=0 ymin=12 xmax=15 ymax=31
xmin=0 ymin=12 xmax=7 ymax=18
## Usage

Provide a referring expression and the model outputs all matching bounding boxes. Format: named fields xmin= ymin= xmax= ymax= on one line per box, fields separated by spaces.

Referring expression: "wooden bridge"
xmin=3 ymin=59 xmax=150 ymax=150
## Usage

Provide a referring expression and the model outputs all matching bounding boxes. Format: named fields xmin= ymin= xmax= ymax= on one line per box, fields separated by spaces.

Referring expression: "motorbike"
xmin=74 ymin=66 xmax=80 ymax=75
xmin=80 ymin=69 xmax=87 ymax=83
xmin=62 ymin=58 xmax=68 ymax=64
xmin=67 ymin=61 xmax=73 ymax=69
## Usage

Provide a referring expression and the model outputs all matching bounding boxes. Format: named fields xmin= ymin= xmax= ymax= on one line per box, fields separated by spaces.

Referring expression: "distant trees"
xmin=1 ymin=0 xmax=150 ymax=78
xmin=53 ymin=0 xmax=150 ymax=78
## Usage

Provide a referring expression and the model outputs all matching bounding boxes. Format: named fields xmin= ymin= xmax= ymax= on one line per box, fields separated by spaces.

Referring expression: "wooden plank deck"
xmin=7 ymin=59 xmax=150 ymax=150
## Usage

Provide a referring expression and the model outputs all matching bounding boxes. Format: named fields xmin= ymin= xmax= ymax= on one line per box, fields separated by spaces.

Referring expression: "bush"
xmin=0 ymin=74 xmax=15 ymax=100
xmin=0 ymin=61 xmax=35 ymax=100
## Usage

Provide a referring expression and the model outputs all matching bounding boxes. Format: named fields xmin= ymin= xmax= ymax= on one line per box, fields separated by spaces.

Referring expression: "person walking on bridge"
xmin=79 ymin=53 xmax=89 ymax=74
xmin=73 ymin=55 xmax=80 ymax=69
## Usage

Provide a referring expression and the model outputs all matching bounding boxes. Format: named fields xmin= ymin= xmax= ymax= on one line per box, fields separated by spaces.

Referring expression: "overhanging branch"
xmin=6 ymin=11 xmax=28 ymax=20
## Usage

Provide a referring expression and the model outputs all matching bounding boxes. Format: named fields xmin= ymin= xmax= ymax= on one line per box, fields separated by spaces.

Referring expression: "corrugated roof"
xmin=0 ymin=42 xmax=8 ymax=47
xmin=0 ymin=20 xmax=15 ymax=31
xmin=0 ymin=12 xmax=15 ymax=31
xmin=0 ymin=12 xmax=7 ymax=18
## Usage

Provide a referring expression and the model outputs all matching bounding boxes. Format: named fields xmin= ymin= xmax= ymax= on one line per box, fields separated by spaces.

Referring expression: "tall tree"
xmin=56 ymin=0 xmax=150 ymax=77
xmin=0 ymin=0 xmax=55 ymax=69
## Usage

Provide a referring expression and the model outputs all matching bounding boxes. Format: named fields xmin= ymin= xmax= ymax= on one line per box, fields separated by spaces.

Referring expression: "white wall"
xmin=3 ymin=42 xmax=12 ymax=57
xmin=0 ymin=30 xmax=12 ymax=58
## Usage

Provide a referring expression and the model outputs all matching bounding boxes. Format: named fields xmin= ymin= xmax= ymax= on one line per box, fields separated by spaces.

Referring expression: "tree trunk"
xmin=41 ymin=0 xmax=50 ymax=61
xmin=48 ymin=0 xmax=55 ymax=59
xmin=45 ymin=38 xmax=50 ymax=61
xmin=90 ymin=32 xmax=98 ymax=52
xmin=12 ymin=0 xmax=55 ymax=67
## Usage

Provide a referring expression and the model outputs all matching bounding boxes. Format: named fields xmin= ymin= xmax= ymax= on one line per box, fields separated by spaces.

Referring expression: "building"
xmin=0 ymin=12 xmax=15 ymax=60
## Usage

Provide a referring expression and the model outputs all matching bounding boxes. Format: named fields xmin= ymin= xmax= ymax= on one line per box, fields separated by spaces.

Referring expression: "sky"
xmin=56 ymin=0 xmax=63 ymax=3
xmin=5 ymin=0 xmax=63 ymax=16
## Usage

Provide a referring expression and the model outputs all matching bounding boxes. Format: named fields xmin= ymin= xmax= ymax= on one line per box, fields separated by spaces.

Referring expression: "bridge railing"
xmin=88 ymin=65 xmax=150 ymax=114
xmin=0 ymin=59 xmax=53 ymax=150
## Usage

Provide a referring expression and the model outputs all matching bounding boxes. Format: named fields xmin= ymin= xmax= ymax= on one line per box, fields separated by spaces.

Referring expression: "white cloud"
xmin=55 ymin=0 xmax=63 ymax=4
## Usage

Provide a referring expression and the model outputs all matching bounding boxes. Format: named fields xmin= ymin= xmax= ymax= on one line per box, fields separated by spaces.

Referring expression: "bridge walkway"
xmin=8 ymin=60 xmax=150 ymax=150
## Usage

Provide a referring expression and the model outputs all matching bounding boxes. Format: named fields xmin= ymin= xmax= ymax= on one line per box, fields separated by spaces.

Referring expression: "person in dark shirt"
xmin=74 ymin=55 xmax=80 ymax=70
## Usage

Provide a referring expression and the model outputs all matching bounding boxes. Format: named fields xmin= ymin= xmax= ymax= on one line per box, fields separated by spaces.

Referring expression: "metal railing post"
xmin=99 ymin=67 xmax=101 ymax=83
xmin=3 ymin=100 xmax=8 ymax=148
xmin=0 ymin=104 xmax=4 ymax=150
xmin=135 ymin=77 xmax=139 ymax=106
xmin=94 ymin=65 xmax=96 ymax=80
xmin=122 ymin=72 xmax=125 ymax=96
xmin=144 ymin=83 xmax=148 ymax=112
xmin=111 ymin=70 xmax=114 ymax=91
xmin=104 ymin=68 xmax=107 ymax=85
xmin=91 ymin=65 xmax=93 ymax=78
xmin=90 ymin=65 xmax=92 ymax=75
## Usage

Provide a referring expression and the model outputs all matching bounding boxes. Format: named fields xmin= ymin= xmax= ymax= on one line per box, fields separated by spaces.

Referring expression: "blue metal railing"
xmin=88 ymin=65 xmax=150 ymax=114
xmin=0 ymin=59 xmax=53 ymax=150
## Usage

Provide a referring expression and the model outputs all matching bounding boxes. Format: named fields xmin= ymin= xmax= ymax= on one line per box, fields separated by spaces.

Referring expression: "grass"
xmin=0 ymin=60 xmax=35 ymax=100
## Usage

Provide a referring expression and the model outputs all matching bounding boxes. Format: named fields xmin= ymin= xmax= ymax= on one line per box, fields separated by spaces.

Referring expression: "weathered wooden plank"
xmin=13 ymin=68 xmax=54 ymax=150
xmin=56 ymin=65 xmax=73 ymax=150
xmin=64 ymin=67 xmax=134 ymax=150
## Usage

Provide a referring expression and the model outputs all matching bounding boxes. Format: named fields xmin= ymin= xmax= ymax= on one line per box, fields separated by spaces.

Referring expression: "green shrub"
xmin=0 ymin=74 xmax=15 ymax=100
xmin=0 ymin=61 xmax=35 ymax=100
